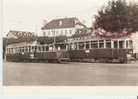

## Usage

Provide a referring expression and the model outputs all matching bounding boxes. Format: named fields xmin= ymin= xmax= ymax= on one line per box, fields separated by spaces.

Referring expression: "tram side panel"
xmin=34 ymin=52 xmax=57 ymax=61
xmin=6 ymin=53 xmax=30 ymax=62
xmin=69 ymin=49 xmax=127 ymax=63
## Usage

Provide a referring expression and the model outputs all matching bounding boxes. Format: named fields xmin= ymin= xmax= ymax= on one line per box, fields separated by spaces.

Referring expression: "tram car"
xmin=6 ymin=41 xmax=70 ymax=63
xmin=68 ymin=38 xmax=134 ymax=63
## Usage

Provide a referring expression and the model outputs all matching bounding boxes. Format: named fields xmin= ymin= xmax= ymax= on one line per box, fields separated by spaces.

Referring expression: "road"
xmin=3 ymin=61 xmax=138 ymax=86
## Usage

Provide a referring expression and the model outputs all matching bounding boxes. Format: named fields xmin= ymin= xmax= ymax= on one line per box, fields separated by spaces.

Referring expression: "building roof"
xmin=41 ymin=17 xmax=85 ymax=30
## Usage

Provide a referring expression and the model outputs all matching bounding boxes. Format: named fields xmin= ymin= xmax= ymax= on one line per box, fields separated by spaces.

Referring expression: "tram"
xmin=6 ymin=41 xmax=70 ymax=63
xmin=68 ymin=37 xmax=134 ymax=63
xmin=5 ymin=36 xmax=135 ymax=63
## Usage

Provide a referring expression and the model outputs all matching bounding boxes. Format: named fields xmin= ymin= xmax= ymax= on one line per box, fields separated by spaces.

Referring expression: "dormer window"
xmin=59 ymin=20 xmax=62 ymax=26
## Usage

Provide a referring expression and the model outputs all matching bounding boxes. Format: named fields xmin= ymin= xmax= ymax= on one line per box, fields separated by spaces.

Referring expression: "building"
xmin=6 ymin=30 xmax=35 ymax=39
xmin=41 ymin=17 xmax=86 ymax=37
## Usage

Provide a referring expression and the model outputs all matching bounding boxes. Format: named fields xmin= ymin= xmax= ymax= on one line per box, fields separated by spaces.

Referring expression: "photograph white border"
xmin=1 ymin=0 xmax=138 ymax=96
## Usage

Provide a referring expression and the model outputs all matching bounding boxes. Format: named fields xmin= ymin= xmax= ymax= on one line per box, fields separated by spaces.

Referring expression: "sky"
xmin=3 ymin=0 xmax=138 ymax=36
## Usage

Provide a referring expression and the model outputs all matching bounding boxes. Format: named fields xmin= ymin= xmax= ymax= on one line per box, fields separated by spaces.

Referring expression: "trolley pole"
xmin=53 ymin=30 xmax=56 ymax=51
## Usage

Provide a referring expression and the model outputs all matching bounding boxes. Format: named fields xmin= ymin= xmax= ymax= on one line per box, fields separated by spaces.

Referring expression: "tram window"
xmin=28 ymin=46 xmax=31 ymax=52
xmin=38 ymin=46 xmax=41 ymax=52
xmin=126 ymin=40 xmax=129 ymax=48
xmin=20 ymin=47 xmax=22 ymax=52
xmin=99 ymin=40 xmax=104 ymax=48
xmin=71 ymin=43 xmax=76 ymax=50
xmin=44 ymin=46 xmax=46 ymax=51
xmin=129 ymin=40 xmax=133 ymax=48
xmin=61 ymin=44 xmax=66 ymax=49
xmin=25 ymin=46 xmax=27 ymax=52
xmin=22 ymin=47 xmax=24 ymax=52
xmin=6 ymin=48 xmax=8 ymax=54
xmin=13 ymin=48 xmax=16 ymax=53
xmin=119 ymin=41 xmax=124 ymax=48
xmin=74 ymin=43 xmax=77 ymax=50
xmin=11 ymin=48 xmax=13 ymax=53
xmin=11 ymin=48 xmax=13 ymax=54
xmin=10 ymin=48 xmax=11 ymax=54
xmin=114 ymin=41 xmax=118 ymax=48
xmin=15 ymin=47 xmax=17 ymax=53
xmin=21 ymin=47 xmax=23 ymax=52
xmin=35 ymin=46 xmax=37 ymax=51
xmin=8 ymin=48 xmax=10 ymax=54
xmin=7 ymin=48 xmax=9 ymax=54
xmin=20 ymin=47 xmax=22 ymax=53
xmin=91 ymin=41 xmax=98 ymax=48
xmin=26 ymin=46 xmax=28 ymax=52
xmin=14 ymin=48 xmax=16 ymax=53
xmin=18 ymin=47 xmax=20 ymax=53
xmin=10 ymin=48 xmax=12 ymax=54
xmin=79 ymin=42 xmax=84 ymax=49
xmin=31 ymin=46 xmax=37 ymax=52
xmin=41 ymin=46 xmax=43 ymax=51
xmin=86 ymin=41 xmax=89 ymax=49
xmin=9 ymin=48 xmax=11 ymax=54
xmin=21 ymin=47 xmax=24 ymax=52
xmin=17 ymin=48 xmax=19 ymax=53
xmin=42 ymin=46 xmax=45 ymax=51
xmin=23 ymin=47 xmax=25 ymax=52
xmin=9 ymin=48 xmax=12 ymax=54
xmin=19 ymin=47 xmax=21 ymax=53
xmin=106 ymin=40 xmax=111 ymax=48
xmin=46 ymin=46 xmax=49 ymax=51
xmin=32 ymin=46 xmax=34 ymax=51
xmin=9 ymin=48 xmax=10 ymax=54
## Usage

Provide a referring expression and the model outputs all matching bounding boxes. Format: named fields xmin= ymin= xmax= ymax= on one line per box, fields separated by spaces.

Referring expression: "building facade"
xmin=41 ymin=17 xmax=86 ymax=37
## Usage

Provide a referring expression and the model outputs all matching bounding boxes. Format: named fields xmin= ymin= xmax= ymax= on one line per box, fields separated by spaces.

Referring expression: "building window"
xmin=59 ymin=21 xmax=62 ymax=26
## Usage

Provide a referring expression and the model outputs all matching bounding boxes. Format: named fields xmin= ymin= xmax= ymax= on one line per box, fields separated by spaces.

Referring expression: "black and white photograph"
xmin=2 ymin=0 xmax=138 ymax=86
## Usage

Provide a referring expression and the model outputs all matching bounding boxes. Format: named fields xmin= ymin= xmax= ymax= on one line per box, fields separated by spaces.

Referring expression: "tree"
xmin=127 ymin=3 xmax=138 ymax=33
xmin=93 ymin=0 xmax=138 ymax=36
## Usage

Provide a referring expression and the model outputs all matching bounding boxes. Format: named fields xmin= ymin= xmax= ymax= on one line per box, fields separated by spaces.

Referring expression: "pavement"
xmin=3 ymin=61 xmax=138 ymax=86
